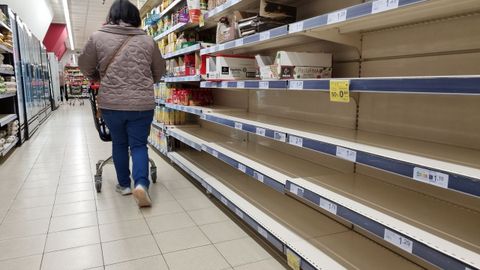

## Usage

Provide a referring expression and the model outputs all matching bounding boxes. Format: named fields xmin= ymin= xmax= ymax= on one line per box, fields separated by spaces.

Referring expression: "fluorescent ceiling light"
xmin=62 ymin=0 xmax=75 ymax=51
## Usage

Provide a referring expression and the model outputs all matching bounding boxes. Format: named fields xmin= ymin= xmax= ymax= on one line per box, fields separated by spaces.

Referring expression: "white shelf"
xmin=167 ymin=150 xmax=423 ymax=270
xmin=162 ymin=44 xmax=201 ymax=59
xmin=154 ymin=22 xmax=196 ymax=41
xmin=0 ymin=20 xmax=11 ymax=32
xmin=164 ymin=75 xmax=201 ymax=82
xmin=1 ymin=137 xmax=18 ymax=157
xmin=0 ymin=114 xmax=17 ymax=127
xmin=168 ymin=126 xmax=480 ymax=269
xmin=200 ymin=0 xmax=480 ymax=55
xmin=0 ymin=44 xmax=13 ymax=54
xmin=192 ymin=110 xmax=480 ymax=198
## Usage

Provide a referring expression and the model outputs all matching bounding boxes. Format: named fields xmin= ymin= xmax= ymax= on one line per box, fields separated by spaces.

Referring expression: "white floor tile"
xmin=41 ymin=244 xmax=103 ymax=270
xmin=45 ymin=226 xmax=100 ymax=252
xmin=0 ymin=254 xmax=43 ymax=270
xmin=102 ymin=235 xmax=160 ymax=265
xmin=163 ymin=245 xmax=230 ymax=270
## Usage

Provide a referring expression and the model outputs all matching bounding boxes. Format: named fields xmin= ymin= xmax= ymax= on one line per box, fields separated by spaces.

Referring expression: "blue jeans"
xmin=101 ymin=109 xmax=154 ymax=189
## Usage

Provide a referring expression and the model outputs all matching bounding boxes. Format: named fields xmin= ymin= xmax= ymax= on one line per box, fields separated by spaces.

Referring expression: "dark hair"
xmin=107 ymin=0 xmax=141 ymax=27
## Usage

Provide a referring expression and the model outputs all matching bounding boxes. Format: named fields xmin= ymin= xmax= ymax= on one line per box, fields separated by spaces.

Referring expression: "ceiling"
xmin=49 ymin=0 xmax=139 ymax=52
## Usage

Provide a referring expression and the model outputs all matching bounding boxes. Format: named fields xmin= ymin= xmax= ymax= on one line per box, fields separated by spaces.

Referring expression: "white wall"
xmin=0 ymin=0 xmax=54 ymax=40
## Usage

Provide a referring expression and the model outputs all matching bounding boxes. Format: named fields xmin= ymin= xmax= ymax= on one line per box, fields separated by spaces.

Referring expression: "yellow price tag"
xmin=286 ymin=249 xmax=301 ymax=270
xmin=329 ymin=80 xmax=350 ymax=103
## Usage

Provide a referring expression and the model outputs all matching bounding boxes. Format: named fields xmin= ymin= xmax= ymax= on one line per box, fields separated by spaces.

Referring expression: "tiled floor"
xmin=0 ymin=105 xmax=287 ymax=270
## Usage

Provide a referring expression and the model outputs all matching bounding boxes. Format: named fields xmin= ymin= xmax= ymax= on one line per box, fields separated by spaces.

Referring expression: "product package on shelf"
xmin=0 ymin=120 xmax=18 ymax=152
xmin=155 ymin=106 xmax=189 ymax=125
xmin=149 ymin=126 xmax=169 ymax=153
xmin=206 ymin=54 xmax=257 ymax=81
xmin=256 ymin=51 xmax=332 ymax=79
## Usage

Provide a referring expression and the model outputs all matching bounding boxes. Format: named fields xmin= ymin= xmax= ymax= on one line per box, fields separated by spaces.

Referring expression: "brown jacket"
xmin=79 ymin=24 xmax=165 ymax=111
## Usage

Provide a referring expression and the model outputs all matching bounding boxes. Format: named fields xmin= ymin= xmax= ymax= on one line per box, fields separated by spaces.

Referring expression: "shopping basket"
xmin=88 ymin=85 xmax=157 ymax=193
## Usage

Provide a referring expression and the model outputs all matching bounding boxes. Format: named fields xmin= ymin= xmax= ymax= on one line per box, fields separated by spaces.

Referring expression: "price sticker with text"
xmin=221 ymin=81 xmax=228 ymax=88
xmin=258 ymin=227 xmax=268 ymax=239
xmin=234 ymin=122 xmax=243 ymax=130
xmin=286 ymin=249 xmax=301 ymax=270
xmin=274 ymin=131 xmax=287 ymax=142
xmin=237 ymin=81 xmax=245 ymax=88
xmin=212 ymin=150 xmax=219 ymax=158
xmin=289 ymin=184 xmax=304 ymax=196
xmin=289 ymin=21 xmax=304 ymax=34
xmin=256 ymin=127 xmax=266 ymax=136
xmin=327 ymin=9 xmax=347 ymax=25
xmin=329 ymin=80 xmax=350 ymax=103
xmin=319 ymin=198 xmax=338 ymax=215
xmin=253 ymin=171 xmax=264 ymax=183
xmin=372 ymin=0 xmax=399 ymax=14
xmin=238 ymin=163 xmax=247 ymax=173
xmin=336 ymin=146 xmax=357 ymax=162
xmin=288 ymin=135 xmax=303 ymax=147
xmin=384 ymin=229 xmax=413 ymax=253
xmin=260 ymin=31 xmax=270 ymax=41
xmin=259 ymin=81 xmax=269 ymax=89
xmin=289 ymin=80 xmax=304 ymax=90
xmin=235 ymin=208 xmax=244 ymax=219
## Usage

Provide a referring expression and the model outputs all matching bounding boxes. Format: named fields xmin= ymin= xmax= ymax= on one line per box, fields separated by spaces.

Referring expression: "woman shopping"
xmin=79 ymin=0 xmax=165 ymax=207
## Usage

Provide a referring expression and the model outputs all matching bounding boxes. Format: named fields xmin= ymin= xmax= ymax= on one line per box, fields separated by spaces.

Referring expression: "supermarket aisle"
xmin=0 ymin=105 xmax=286 ymax=270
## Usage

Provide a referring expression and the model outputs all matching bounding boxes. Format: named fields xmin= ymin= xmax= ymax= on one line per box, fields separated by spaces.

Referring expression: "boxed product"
xmin=206 ymin=55 xmax=257 ymax=81
xmin=256 ymin=51 xmax=332 ymax=79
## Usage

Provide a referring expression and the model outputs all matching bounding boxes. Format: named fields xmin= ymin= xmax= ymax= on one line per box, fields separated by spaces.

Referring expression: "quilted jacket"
xmin=79 ymin=24 xmax=164 ymax=111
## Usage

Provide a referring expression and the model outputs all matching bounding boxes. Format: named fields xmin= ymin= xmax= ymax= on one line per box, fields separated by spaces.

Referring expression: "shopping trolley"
xmin=88 ymin=84 xmax=157 ymax=193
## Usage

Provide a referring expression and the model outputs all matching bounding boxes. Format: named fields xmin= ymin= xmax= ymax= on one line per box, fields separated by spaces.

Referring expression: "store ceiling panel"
xmin=50 ymin=0 xmax=138 ymax=51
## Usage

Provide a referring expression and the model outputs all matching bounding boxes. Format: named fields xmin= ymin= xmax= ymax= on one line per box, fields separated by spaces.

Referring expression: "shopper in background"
xmin=79 ymin=0 xmax=165 ymax=207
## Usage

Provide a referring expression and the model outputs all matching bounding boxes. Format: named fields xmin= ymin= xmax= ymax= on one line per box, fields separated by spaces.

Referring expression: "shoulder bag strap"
xmin=101 ymin=35 xmax=134 ymax=80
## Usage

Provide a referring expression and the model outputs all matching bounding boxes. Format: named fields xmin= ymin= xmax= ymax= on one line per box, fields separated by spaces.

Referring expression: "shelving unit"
xmin=0 ymin=114 xmax=16 ymax=127
xmin=153 ymin=22 xmax=196 ymax=42
xmin=145 ymin=0 xmax=480 ymax=269
xmin=0 ymin=137 xmax=18 ymax=157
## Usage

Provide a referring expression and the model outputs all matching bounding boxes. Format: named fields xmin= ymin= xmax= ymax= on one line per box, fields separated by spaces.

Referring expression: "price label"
xmin=221 ymin=81 xmax=228 ymax=88
xmin=237 ymin=81 xmax=245 ymax=88
xmin=235 ymin=38 xmax=244 ymax=47
xmin=289 ymin=184 xmax=304 ymax=196
xmin=372 ymin=0 xmax=399 ymax=14
xmin=413 ymin=167 xmax=449 ymax=189
xmin=220 ymin=197 xmax=228 ymax=205
xmin=384 ymin=229 xmax=413 ymax=253
xmin=289 ymin=80 xmax=304 ymax=90
xmin=259 ymin=81 xmax=269 ymax=89
xmin=289 ymin=21 xmax=304 ymax=34
xmin=235 ymin=208 xmax=244 ymax=219
xmin=212 ymin=150 xmax=219 ymax=158
xmin=238 ymin=163 xmax=246 ymax=173
xmin=288 ymin=135 xmax=303 ymax=147
xmin=256 ymin=127 xmax=266 ymax=136
xmin=218 ymin=44 xmax=226 ymax=51
xmin=319 ymin=198 xmax=338 ymax=215
xmin=329 ymin=80 xmax=350 ymax=103
xmin=200 ymin=114 xmax=207 ymax=120
xmin=327 ymin=9 xmax=347 ymax=25
xmin=259 ymin=31 xmax=270 ymax=41
xmin=234 ymin=122 xmax=243 ymax=130
xmin=253 ymin=171 xmax=264 ymax=183
xmin=286 ymin=249 xmax=301 ymax=270
xmin=336 ymin=146 xmax=357 ymax=162
xmin=274 ymin=131 xmax=287 ymax=142
xmin=258 ymin=227 xmax=268 ymax=239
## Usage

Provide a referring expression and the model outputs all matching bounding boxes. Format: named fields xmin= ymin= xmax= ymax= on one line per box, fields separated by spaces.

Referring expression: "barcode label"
xmin=319 ymin=198 xmax=338 ymax=215
xmin=237 ymin=81 xmax=245 ymax=88
xmin=289 ymin=184 xmax=304 ymax=196
xmin=258 ymin=227 xmax=268 ymax=239
xmin=235 ymin=39 xmax=244 ymax=47
xmin=253 ymin=171 xmax=264 ymax=183
xmin=234 ymin=122 xmax=243 ymax=130
xmin=238 ymin=163 xmax=246 ymax=173
xmin=235 ymin=208 xmax=244 ymax=219
xmin=327 ymin=9 xmax=347 ymax=25
xmin=372 ymin=0 xmax=399 ymax=13
xmin=288 ymin=135 xmax=303 ymax=147
xmin=384 ymin=229 xmax=413 ymax=253
xmin=336 ymin=146 xmax=357 ymax=162
xmin=289 ymin=21 xmax=304 ymax=34
xmin=256 ymin=127 xmax=266 ymax=136
xmin=259 ymin=31 xmax=270 ymax=41
xmin=289 ymin=80 xmax=304 ymax=90
xmin=220 ymin=197 xmax=228 ymax=205
xmin=259 ymin=81 xmax=269 ymax=89
xmin=274 ymin=131 xmax=286 ymax=142
xmin=413 ymin=167 xmax=449 ymax=189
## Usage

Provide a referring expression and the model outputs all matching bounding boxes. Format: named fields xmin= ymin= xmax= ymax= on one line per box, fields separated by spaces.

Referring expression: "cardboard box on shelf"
xmin=206 ymin=55 xmax=257 ymax=81
xmin=256 ymin=51 xmax=332 ymax=79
